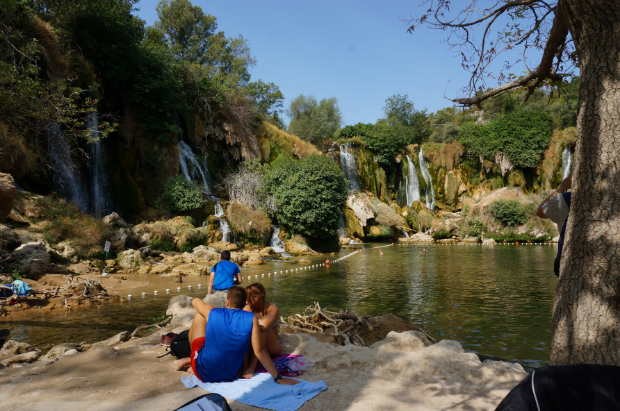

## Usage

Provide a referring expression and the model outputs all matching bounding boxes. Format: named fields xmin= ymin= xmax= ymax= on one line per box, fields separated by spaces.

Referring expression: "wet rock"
xmin=0 ymin=173 xmax=17 ymax=221
xmin=45 ymin=241 xmax=78 ymax=264
xmin=4 ymin=242 xmax=52 ymax=276
xmin=44 ymin=343 xmax=80 ymax=359
xmin=0 ymin=224 xmax=20 ymax=251
xmin=259 ymin=247 xmax=274 ymax=257
xmin=92 ymin=331 xmax=130 ymax=347
xmin=117 ymin=250 xmax=143 ymax=270
xmin=102 ymin=212 xmax=129 ymax=228
xmin=0 ymin=351 xmax=40 ymax=366
xmin=0 ymin=340 xmax=39 ymax=356
xmin=339 ymin=237 xmax=351 ymax=246
xmin=67 ymin=263 xmax=100 ymax=276
xmin=346 ymin=193 xmax=375 ymax=227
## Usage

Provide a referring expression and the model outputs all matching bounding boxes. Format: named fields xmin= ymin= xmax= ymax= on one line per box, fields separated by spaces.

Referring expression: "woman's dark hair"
xmin=245 ymin=283 xmax=268 ymax=315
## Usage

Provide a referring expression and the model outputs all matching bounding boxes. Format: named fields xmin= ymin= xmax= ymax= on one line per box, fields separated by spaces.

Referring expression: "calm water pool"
xmin=3 ymin=242 xmax=558 ymax=368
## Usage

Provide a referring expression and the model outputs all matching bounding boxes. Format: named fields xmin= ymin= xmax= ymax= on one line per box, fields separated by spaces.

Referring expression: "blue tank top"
xmin=195 ymin=308 xmax=254 ymax=383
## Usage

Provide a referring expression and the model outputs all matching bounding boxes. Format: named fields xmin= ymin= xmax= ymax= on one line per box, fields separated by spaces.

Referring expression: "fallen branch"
xmin=130 ymin=316 xmax=172 ymax=339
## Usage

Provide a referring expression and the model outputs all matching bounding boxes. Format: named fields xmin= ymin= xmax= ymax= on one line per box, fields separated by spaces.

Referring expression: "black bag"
xmin=169 ymin=330 xmax=191 ymax=359
xmin=175 ymin=393 xmax=232 ymax=411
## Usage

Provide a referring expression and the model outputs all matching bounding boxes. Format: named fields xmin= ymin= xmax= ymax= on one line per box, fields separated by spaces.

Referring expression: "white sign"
xmin=104 ymin=241 xmax=111 ymax=252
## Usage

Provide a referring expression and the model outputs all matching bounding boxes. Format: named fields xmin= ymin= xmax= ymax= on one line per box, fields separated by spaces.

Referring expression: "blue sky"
xmin=134 ymin=0 xmax=525 ymax=126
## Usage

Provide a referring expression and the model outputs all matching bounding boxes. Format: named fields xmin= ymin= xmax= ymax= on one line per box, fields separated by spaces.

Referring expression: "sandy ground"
xmin=0 ymin=326 xmax=526 ymax=411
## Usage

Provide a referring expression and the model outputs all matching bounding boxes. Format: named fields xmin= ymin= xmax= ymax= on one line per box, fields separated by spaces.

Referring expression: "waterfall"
xmin=87 ymin=112 xmax=109 ymax=216
xmin=270 ymin=225 xmax=286 ymax=253
xmin=419 ymin=150 xmax=435 ymax=211
xmin=562 ymin=147 xmax=572 ymax=179
xmin=402 ymin=228 xmax=410 ymax=238
xmin=214 ymin=202 xmax=231 ymax=242
xmin=339 ymin=144 xmax=361 ymax=190
xmin=179 ymin=140 xmax=213 ymax=193
xmin=402 ymin=155 xmax=421 ymax=207
xmin=337 ymin=214 xmax=347 ymax=237
xmin=47 ymin=123 xmax=88 ymax=212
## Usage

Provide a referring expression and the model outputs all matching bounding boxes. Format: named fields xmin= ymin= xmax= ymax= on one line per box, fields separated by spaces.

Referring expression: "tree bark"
xmin=551 ymin=0 xmax=620 ymax=365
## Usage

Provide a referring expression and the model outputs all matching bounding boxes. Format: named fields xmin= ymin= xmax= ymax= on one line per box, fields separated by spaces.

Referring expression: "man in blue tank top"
xmin=175 ymin=286 xmax=299 ymax=385
xmin=207 ymin=250 xmax=243 ymax=295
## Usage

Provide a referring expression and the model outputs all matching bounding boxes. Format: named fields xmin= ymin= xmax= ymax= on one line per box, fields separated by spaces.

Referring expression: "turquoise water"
xmin=4 ymin=242 xmax=558 ymax=368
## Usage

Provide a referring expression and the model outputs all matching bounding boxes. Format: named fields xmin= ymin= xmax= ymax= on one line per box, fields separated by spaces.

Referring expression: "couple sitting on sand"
xmin=174 ymin=284 xmax=298 ymax=386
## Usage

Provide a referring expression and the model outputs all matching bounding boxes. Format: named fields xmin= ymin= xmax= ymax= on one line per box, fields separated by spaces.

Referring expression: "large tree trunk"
xmin=550 ymin=0 xmax=620 ymax=365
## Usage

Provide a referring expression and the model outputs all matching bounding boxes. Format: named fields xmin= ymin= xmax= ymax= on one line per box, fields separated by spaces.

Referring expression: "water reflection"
xmin=3 ymin=243 xmax=557 ymax=368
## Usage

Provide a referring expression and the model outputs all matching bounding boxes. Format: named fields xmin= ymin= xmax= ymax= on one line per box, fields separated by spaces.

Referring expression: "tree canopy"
xmin=287 ymin=95 xmax=342 ymax=143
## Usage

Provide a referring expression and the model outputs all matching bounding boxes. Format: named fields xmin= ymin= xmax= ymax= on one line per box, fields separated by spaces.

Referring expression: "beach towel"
xmin=255 ymin=354 xmax=313 ymax=377
xmin=182 ymin=373 xmax=328 ymax=411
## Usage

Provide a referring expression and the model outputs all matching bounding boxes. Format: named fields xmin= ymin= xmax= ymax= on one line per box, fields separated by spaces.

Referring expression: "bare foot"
xmin=174 ymin=358 xmax=191 ymax=371
xmin=242 ymin=365 xmax=256 ymax=379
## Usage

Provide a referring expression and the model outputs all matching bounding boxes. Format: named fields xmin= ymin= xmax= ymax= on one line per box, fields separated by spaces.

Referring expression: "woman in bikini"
xmin=244 ymin=283 xmax=282 ymax=358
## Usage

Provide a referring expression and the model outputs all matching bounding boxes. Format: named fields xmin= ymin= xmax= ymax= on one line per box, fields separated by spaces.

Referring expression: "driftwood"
xmin=281 ymin=302 xmax=382 ymax=346
xmin=130 ymin=316 xmax=172 ymax=338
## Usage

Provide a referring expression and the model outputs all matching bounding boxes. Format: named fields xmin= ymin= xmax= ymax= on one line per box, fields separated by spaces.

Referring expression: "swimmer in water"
xmin=380 ymin=250 xmax=384 ymax=256
xmin=423 ymin=248 xmax=427 ymax=252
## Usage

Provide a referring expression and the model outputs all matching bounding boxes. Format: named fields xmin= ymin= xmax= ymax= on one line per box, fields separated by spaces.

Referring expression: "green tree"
xmin=247 ymin=80 xmax=284 ymax=115
xmin=272 ymin=155 xmax=348 ymax=240
xmin=287 ymin=95 xmax=342 ymax=143
xmin=159 ymin=175 xmax=206 ymax=212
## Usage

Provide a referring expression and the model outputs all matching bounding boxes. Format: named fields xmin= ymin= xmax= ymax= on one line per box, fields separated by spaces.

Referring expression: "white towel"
xmin=181 ymin=374 xmax=327 ymax=411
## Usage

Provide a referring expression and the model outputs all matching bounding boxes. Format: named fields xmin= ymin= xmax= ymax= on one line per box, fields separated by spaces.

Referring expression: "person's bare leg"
xmin=174 ymin=313 xmax=207 ymax=372
xmin=243 ymin=325 xmax=267 ymax=379
xmin=265 ymin=327 xmax=282 ymax=357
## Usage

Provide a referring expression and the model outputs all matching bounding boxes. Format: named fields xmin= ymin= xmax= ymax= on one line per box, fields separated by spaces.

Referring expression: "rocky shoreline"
xmin=0 ymin=295 xmax=528 ymax=411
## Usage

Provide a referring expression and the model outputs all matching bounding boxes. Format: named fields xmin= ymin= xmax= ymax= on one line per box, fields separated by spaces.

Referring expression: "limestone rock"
xmin=339 ymin=237 xmax=351 ymax=246
xmin=166 ymin=295 xmax=196 ymax=319
xmin=0 ymin=340 xmax=39 ymax=356
xmin=68 ymin=263 xmax=100 ymax=276
xmin=482 ymin=237 xmax=496 ymax=245
xmin=5 ymin=242 xmax=51 ymax=276
xmin=0 ymin=350 xmax=40 ymax=366
xmin=460 ymin=237 xmax=480 ymax=243
xmin=172 ymin=263 xmax=206 ymax=276
xmin=259 ymin=247 xmax=274 ymax=257
xmin=0 ymin=173 xmax=17 ymax=221
xmin=192 ymin=245 xmax=219 ymax=264
xmin=45 ymin=241 xmax=77 ymax=264
xmin=204 ymin=291 xmax=227 ymax=308
xmin=209 ymin=241 xmax=238 ymax=252
xmin=0 ymin=224 xmax=20 ymax=251
xmin=117 ymin=250 xmax=143 ymax=270
xmin=399 ymin=232 xmax=434 ymax=242
xmin=346 ymin=193 xmax=375 ymax=227
xmin=102 ymin=212 xmax=128 ymax=228
xmin=44 ymin=343 xmax=80 ymax=359
xmin=284 ymin=236 xmax=316 ymax=255
xmin=344 ymin=209 xmax=364 ymax=239
xmin=149 ymin=264 xmax=170 ymax=275
xmin=161 ymin=253 xmax=193 ymax=265
xmin=92 ymin=331 xmax=130 ymax=347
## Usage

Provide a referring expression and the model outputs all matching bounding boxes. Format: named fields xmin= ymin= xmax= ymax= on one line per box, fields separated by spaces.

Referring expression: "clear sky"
xmin=133 ymin=0 xmax=523 ymax=126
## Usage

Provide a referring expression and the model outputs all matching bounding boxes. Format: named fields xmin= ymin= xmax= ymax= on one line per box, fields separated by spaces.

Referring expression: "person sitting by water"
xmin=174 ymin=286 xmax=299 ymax=385
xmin=536 ymin=171 xmax=571 ymax=276
xmin=208 ymin=250 xmax=242 ymax=295
xmin=243 ymin=283 xmax=282 ymax=359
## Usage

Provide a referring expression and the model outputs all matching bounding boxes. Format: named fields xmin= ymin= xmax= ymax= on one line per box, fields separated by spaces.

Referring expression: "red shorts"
xmin=190 ymin=337 xmax=206 ymax=382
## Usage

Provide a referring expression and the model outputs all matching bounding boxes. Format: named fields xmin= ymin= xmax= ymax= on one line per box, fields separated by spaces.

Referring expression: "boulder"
xmin=346 ymin=193 xmax=375 ymax=227
xmin=45 ymin=241 xmax=78 ymax=264
xmin=204 ymin=291 xmax=227 ymax=308
xmin=0 ymin=351 xmax=41 ymax=366
xmin=117 ymin=249 xmax=143 ymax=270
xmin=339 ymin=237 xmax=351 ymax=246
xmin=166 ymin=295 xmax=196 ymax=326
xmin=67 ymin=263 xmax=100 ymax=276
xmin=0 ymin=173 xmax=17 ymax=221
xmin=149 ymin=264 xmax=170 ymax=275
xmin=344 ymin=209 xmax=364 ymax=239
xmin=192 ymin=245 xmax=220 ymax=264
xmin=284 ymin=237 xmax=316 ymax=255
xmin=399 ymin=232 xmax=434 ymax=242
xmin=172 ymin=263 xmax=206 ymax=276
xmin=4 ymin=242 xmax=52 ymax=277
xmin=240 ymin=251 xmax=264 ymax=266
xmin=209 ymin=241 xmax=238 ymax=252
xmin=0 ymin=340 xmax=39 ymax=356
xmin=161 ymin=253 xmax=194 ymax=265
xmin=259 ymin=247 xmax=275 ymax=257
xmin=460 ymin=237 xmax=480 ymax=243
xmin=482 ymin=237 xmax=496 ymax=245
xmin=229 ymin=252 xmax=249 ymax=266
xmin=102 ymin=212 xmax=129 ymax=228
xmin=0 ymin=224 xmax=20 ymax=251
xmin=43 ymin=343 xmax=80 ymax=359
xmin=92 ymin=331 xmax=130 ymax=347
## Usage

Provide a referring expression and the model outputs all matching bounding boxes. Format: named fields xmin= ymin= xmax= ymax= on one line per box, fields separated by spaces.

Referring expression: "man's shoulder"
xmin=220 ymin=260 xmax=240 ymax=269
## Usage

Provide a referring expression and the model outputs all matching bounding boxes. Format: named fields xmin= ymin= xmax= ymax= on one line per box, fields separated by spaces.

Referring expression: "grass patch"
xmin=227 ymin=202 xmax=272 ymax=245
xmin=432 ymin=231 xmax=452 ymax=240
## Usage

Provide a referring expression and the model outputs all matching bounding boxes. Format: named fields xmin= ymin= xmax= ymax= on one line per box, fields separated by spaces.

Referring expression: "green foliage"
xmin=485 ymin=230 xmax=551 ymax=243
xmin=489 ymin=200 xmax=533 ymax=226
xmin=179 ymin=228 xmax=208 ymax=252
xmin=460 ymin=111 xmax=554 ymax=168
xmin=247 ymin=80 xmax=284 ymax=115
xmin=11 ymin=270 xmax=25 ymax=281
xmin=432 ymin=231 xmax=452 ymax=240
xmin=227 ymin=202 xmax=272 ymax=245
xmin=160 ymin=175 xmax=207 ymax=212
xmin=271 ymin=154 xmax=348 ymax=240
xmin=339 ymin=123 xmax=374 ymax=139
xmin=287 ymin=95 xmax=342 ymax=143
xmin=463 ymin=217 xmax=484 ymax=238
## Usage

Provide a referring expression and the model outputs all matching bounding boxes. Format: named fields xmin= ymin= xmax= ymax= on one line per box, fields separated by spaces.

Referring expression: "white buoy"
xmin=177 ymin=287 xmax=181 ymax=291
xmin=198 ymin=284 xmax=201 ymax=288
xmin=274 ymin=272 xmax=277 ymax=275
xmin=255 ymin=275 xmax=258 ymax=278
xmin=154 ymin=291 xmax=158 ymax=294
xmin=268 ymin=273 xmax=271 ymax=276
xmin=142 ymin=292 xmax=146 ymax=297
xmin=166 ymin=289 xmax=170 ymax=293
xmin=188 ymin=285 xmax=191 ymax=289
xmin=280 ymin=271 xmax=283 ymax=274
xmin=262 ymin=274 xmax=264 ymax=277
xmin=128 ymin=294 xmax=132 ymax=299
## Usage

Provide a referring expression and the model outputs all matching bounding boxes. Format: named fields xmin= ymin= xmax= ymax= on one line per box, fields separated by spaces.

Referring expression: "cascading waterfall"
xmin=214 ymin=202 xmax=231 ymax=242
xmin=562 ymin=147 xmax=572 ymax=179
xmin=87 ymin=112 xmax=109 ymax=216
xmin=339 ymin=144 xmax=361 ymax=190
xmin=47 ymin=123 xmax=88 ymax=212
xmin=270 ymin=225 xmax=286 ymax=253
xmin=402 ymin=155 xmax=421 ymax=206
xmin=418 ymin=149 xmax=435 ymax=211
xmin=179 ymin=140 xmax=213 ymax=193
xmin=402 ymin=228 xmax=410 ymax=238
xmin=337 ymin=214 xmax=347 ymax=238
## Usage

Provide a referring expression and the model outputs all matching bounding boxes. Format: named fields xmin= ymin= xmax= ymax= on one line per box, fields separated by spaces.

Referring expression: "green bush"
xmin=159 ymin=175 xmax=207 ymax=212
xmin=179 ymin=228 xmax=208 ymax=253
xmin=486 ymin=230 xmax=551 ymax=243
xmin=432 ymin=231 xmax=452 ymax=240
xmin=271 ymin=154 xmax=348 ymax=241
xmin=489 ymin=200 xmax=532 ymax=226
xmin=464 ymin=217 xmax=484 ymax=238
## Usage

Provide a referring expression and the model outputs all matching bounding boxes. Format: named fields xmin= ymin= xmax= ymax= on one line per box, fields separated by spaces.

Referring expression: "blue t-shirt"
xmin=211 ymin=260 xmax=240 ymax=291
